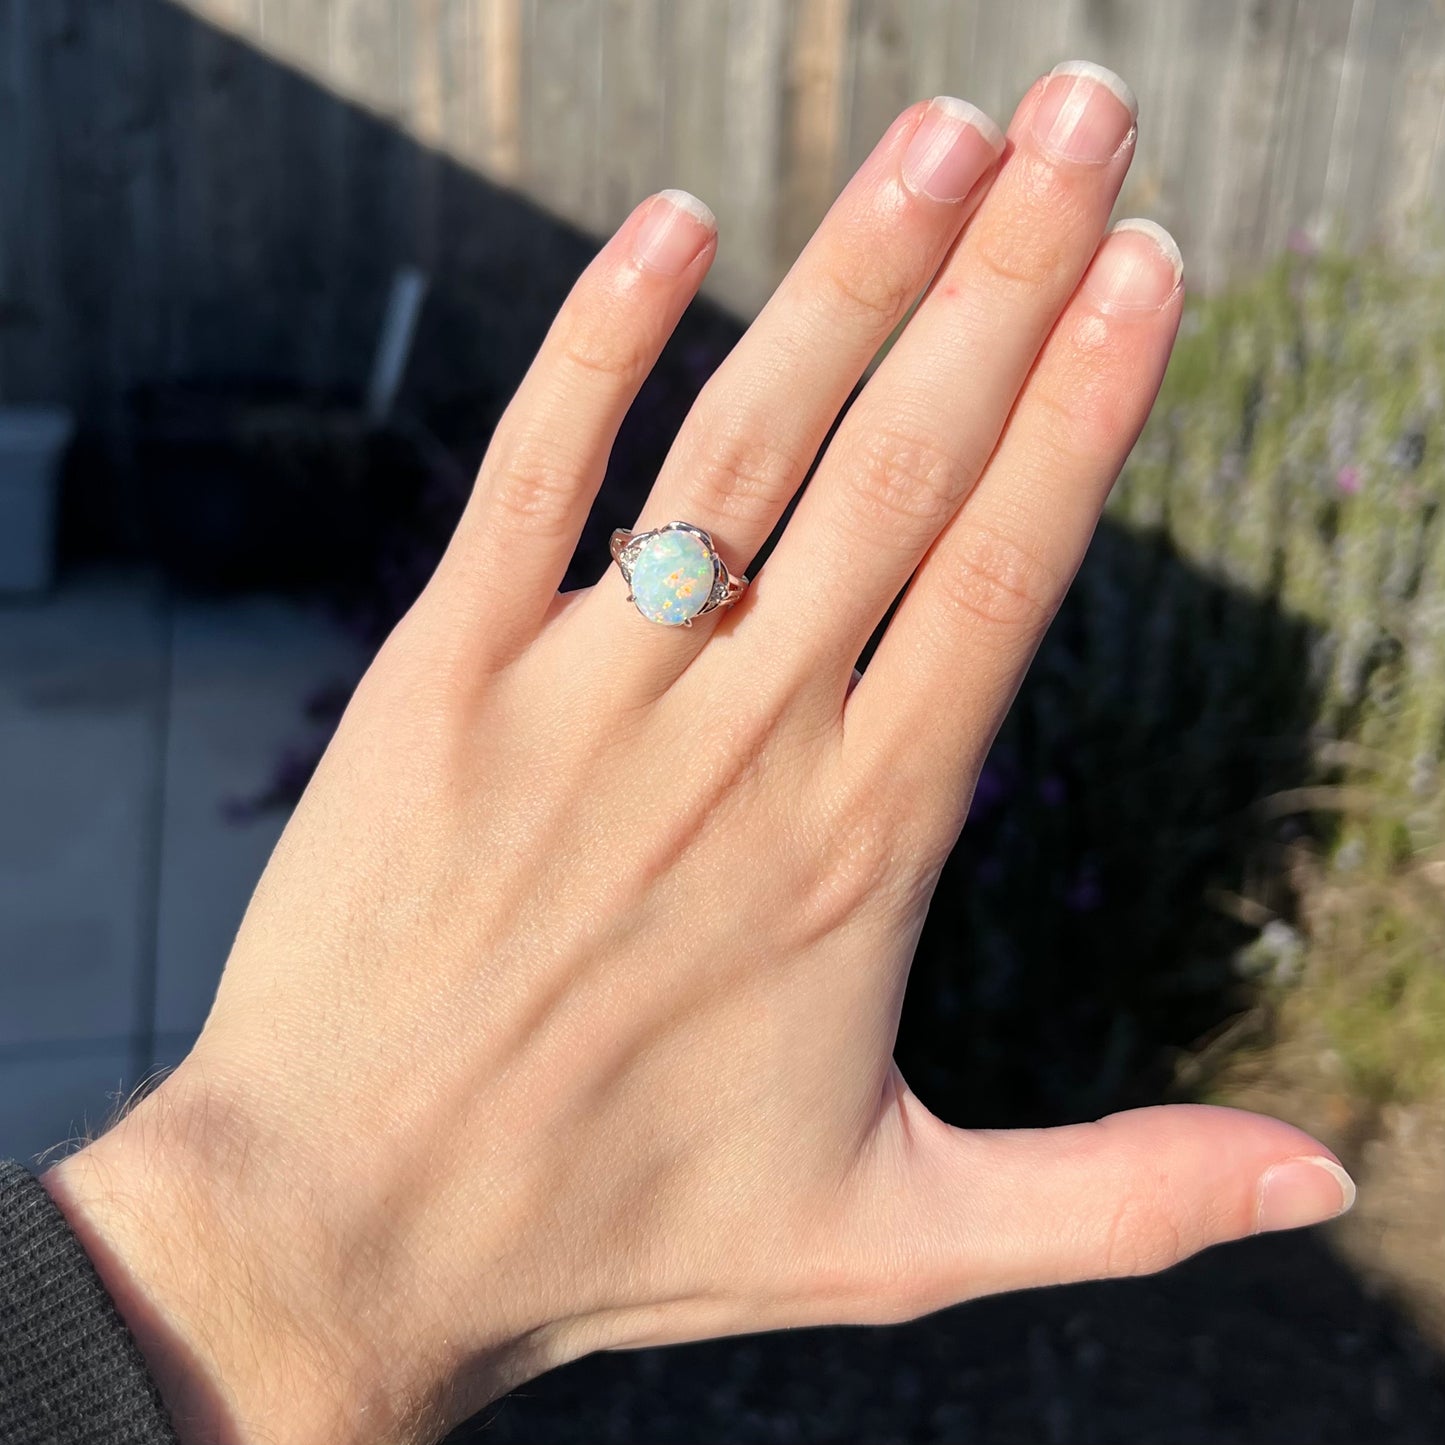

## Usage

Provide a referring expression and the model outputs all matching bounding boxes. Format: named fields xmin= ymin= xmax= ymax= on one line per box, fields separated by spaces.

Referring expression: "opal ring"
xmin=610 ymin=521 xmax=748 ymax=627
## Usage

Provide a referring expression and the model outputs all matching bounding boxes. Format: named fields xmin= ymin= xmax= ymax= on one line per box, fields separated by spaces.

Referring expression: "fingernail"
xmin=1084 ymin=219 xmax=1183 ymax=311
xmin=901 ymin=97 xmax=1005 ymax=203
xmin=1255 ymin=1156 xmax=1357 ymax=1234
xmin=1030 ymin=60 xmax=1137 ymax=164
xmin=634 ymin=189 xmax=717 ymax=276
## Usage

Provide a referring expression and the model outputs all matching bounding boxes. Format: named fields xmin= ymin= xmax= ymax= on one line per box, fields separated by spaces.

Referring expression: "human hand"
xmin=45 ymin=63 xmax=1354 ymax=1445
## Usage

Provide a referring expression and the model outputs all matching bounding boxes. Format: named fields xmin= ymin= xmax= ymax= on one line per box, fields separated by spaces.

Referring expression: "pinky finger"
xmin=435 ymin=190 xmax=718 ymax=666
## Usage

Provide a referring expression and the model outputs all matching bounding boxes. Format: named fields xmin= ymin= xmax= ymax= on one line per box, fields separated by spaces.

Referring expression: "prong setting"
xmin=610 ymin=521 xmax=747 ymax=626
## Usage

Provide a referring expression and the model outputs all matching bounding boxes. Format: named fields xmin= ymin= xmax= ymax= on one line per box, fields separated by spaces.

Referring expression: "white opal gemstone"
xmin=630 ymin=530 xmax=716 ymax=625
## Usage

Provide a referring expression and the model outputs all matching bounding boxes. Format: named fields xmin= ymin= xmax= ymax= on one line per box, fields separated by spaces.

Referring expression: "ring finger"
xmin=585 ymin=96 xmax=1005 ymax=645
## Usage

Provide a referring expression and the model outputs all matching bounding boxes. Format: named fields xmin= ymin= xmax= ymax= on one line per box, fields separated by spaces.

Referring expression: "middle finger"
xmin=584 ymin=97 xmax=1005 ymax=639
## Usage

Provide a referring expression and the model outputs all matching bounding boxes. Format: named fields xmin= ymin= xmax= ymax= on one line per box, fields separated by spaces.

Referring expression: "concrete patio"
xmin=0 ymin=567 xmax=365 ymax=1164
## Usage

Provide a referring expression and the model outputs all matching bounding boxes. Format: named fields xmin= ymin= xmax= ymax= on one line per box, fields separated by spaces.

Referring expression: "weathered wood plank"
xmin=45 ymin=0 xmax=129 ymax=418
xmin=716 ymin=0 xmax=789 ymax=312
xmin=523 ymin=0 xmax=604 ymax=229
xmin=0 ymin=0 xmax=65 ymax=401
xmin=776 ymin=0 xmax=849 ymax=268
xmin=255 ymin=0 xmax=349 ymax=390
xmin=479 ymin=0 xmax=524 ymax=183
xmin=1332 ymin=0 xmax=1414 ymax=250
xmin=1385 ymin=0 xmax=1445 ymax=240
xmin=843 ymin=0 xmax=914 ymax=177
xmin=4 ymin=0 xmax=1445 ymax=430
xmin=598 ymin=0 xmax=666 ymax=224
xmin=665 ymin=1 xmax=729 ymax=218
xmin=397 ymin=0 xmax=442 ymax=270
xmin=108 ymin=0 xmax=173 ymax=408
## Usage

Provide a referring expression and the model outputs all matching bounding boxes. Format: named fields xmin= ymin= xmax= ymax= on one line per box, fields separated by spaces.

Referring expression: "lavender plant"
xmin=901 ymin=235 xmax=1445 ymax=1124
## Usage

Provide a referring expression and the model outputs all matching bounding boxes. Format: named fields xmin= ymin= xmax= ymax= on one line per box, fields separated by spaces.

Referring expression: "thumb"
xmin=845 ymin=1089 xmax=1355 ymax=1323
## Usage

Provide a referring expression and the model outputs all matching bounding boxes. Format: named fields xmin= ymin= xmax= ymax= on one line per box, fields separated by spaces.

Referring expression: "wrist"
xmin=39 ymin=1060 xmax=522 ymax=1444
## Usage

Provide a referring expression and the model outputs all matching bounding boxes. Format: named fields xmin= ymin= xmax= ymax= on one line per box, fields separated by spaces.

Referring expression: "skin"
xmin=41 ymin=68 xmax=1353 ymax=1445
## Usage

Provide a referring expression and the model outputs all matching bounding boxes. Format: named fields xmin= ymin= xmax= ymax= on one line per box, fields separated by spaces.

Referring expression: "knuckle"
xmin=968 ymin=180 xmax=1077 ymax=295
xmin=688 ymin=424 xmax=809 ymax=525
xmin=1028 ymin=375 xmax=1099 ymax=448
xmin=1028 ymin=382 xmax=1132 ymax=488
xmin=1037 ymin=324 xmax=1142 ymax=451
xmin=553 ymin=308 xmax=655 ymax=387
xmin=820 ymin=256 xmax=918 ymax=329
xmin=971 ymin=234 xmax=1048 ymax=292
xmin=936 ymin=516 xmax=1064 ymax=634
xmin=483 ymin=439 xmax=582 ymax=537
xmin=842 ymin=424 xmax=966 ymax=539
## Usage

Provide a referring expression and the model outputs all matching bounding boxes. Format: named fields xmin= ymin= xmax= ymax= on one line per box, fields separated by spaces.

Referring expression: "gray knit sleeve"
xmin=0 ymin=1159 xmax=179 ymax=1444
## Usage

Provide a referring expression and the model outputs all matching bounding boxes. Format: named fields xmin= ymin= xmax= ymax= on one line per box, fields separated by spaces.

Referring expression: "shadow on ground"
xmin=15 ymin=3 xmax=1445 ymax=1440
xmin=460 ymin=1233 xmax=1445 ymax=1444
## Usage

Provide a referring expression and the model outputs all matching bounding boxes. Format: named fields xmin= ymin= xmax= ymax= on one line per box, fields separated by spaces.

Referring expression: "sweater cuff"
xmin=0 ymin=1158 xmax=179 ymax=1444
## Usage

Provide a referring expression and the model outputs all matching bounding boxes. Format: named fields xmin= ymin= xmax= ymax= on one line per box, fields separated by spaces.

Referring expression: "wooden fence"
xmin=2 ymin=0 xmax=1444 ymax=427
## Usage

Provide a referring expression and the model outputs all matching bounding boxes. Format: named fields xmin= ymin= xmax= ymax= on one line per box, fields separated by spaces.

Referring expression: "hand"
xmin=44 ymin=64 xmax=1353 ymax=1445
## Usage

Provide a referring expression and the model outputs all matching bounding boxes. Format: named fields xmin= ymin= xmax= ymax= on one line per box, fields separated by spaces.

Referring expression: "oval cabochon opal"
xmin=630 ymin=530 xmax=716 ymax=625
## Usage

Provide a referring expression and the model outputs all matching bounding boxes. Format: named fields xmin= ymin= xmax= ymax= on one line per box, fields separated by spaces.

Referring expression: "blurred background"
xmin=2 ymin=0 xmax=1445 ymax=1440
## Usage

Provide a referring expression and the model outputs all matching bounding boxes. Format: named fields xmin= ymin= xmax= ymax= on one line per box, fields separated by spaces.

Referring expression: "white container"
xmin=0 ymin=407 xmax=75 ymax=592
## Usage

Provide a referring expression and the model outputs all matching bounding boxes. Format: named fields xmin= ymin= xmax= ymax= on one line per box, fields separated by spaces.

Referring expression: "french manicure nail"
xmin=1255 ymin=1155 xmax=1357 ymax=1234
xmin=1084 ymin=218 xmax=1183 ymax=311
xmin=1030 ymin=60 xmax=1137 ymax=164
xmin=900 ymin=97 xmax=1005 ymax=203
xmin=634 ymin=189 xmax=717 ymax=276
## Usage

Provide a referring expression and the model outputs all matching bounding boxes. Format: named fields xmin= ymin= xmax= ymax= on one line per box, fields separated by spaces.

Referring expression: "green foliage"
xmin=1123 ymin=236 xmax=1445 ymax=834
xmin=1125 ymin=239 xmax=1445 ymax=1109
xmin=1209 ymin=858 xmax=1445 ymax=1113
xmin=1319 ymin=894 xmax=1445 ymax=1105
xmin=903 ymin=237 xmax=1445 ymax=1124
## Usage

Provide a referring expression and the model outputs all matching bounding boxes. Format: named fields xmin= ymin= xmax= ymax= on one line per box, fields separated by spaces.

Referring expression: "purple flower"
xmin=1039 ymin=774 xmax=1067 ymax=807
xmin=1286 ymin=227 xmax=1317 ymax=258
xmin=1064 ymin=868 xmax=1103 ymax=913
xmin=220 ymin=794 xmax=259 ymax=825
xmin=976 ymin=856 xmax=1006 ymax=888
xmin=969 ymin=763 xmax=1013 ymax=820
xmin=1336 ymin=465 xmax=1362 ymax=495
